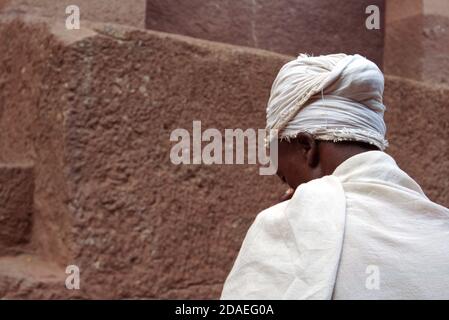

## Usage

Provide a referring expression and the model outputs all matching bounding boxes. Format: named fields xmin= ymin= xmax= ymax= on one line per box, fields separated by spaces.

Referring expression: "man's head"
xmin=276 ymin=133 xmax=379 ymax=189
xmin=266 ymin=54 xmax=387 ymax=189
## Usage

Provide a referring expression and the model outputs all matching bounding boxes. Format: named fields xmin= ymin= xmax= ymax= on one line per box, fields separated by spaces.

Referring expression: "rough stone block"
xmin=3 ymin=0 xmax=146 ymax=28
xmin=0 ymin=164 xmax=33 ymax=250
xmin=145 ymin=0 xmax=385 ymax=68
xmin=385 ymin=0 xmax=449 ymax=84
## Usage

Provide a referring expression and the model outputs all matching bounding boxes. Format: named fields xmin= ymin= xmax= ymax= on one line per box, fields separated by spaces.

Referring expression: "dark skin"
xmin=277 ymin=132 xmax=379 ymax=202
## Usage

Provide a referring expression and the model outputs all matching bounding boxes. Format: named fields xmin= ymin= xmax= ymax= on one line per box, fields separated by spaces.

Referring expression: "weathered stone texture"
xmin=0 ymin=18 xmax=287 ymax=298
xmin=4 ymin=0 xmax=146 ymax=28
xmin=0 ymin=165 xmax=33 ymax=252
xmin=384 ymin=77 xmax=449 ymax=206
xmin=146 ymin=0 xmax=385 ymax=68
xmin=0 ymin=19 xmax=73 ymax=267
xmin=385 ymin=0 xmax=449 ymax=84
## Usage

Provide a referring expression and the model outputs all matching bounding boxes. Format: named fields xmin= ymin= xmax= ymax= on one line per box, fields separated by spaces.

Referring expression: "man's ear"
xmin=295 ymin=133 xmax=320 ymax=167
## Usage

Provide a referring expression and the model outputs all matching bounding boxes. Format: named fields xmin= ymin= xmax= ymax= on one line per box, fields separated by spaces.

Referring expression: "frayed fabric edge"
xmin=267 ymin=127 xmax=388 ymax=151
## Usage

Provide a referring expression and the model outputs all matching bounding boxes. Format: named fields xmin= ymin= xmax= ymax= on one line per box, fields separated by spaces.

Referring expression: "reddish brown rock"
xmin=0 ymin=18 xmax=73 ymax=267
xmin=0 ymin=17 xmax=287 ymax=298
xmin=3 ymin=0 xmax=146 ymax=28
xmin=0 ymin=165 xmax=33 ymax=253
xmin=0 ymin=254 xmax=73 ymax=299
xmin=384 ymin=76 xmax=449 ymax=205
xmin=385 ymin=0 xmax=449 ymax=84
xmin=146 ymin=0 xmax=385 ymax=68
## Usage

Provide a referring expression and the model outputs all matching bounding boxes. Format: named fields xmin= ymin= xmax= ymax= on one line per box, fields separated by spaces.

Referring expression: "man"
xmin=221 ymin=54 xmax=449 ymax=299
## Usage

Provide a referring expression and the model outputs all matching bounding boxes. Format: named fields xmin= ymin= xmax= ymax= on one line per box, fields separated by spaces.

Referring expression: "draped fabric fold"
xmin=221 ymin=176 xmax=346 ymax=299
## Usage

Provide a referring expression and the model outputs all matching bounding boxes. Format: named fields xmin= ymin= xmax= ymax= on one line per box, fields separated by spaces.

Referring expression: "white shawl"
xmin=221 ymin=151 xmax=449 ymax=299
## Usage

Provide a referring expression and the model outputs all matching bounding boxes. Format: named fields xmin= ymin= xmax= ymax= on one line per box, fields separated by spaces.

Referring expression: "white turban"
xmin=266 ymin=54 xmax=388 ymax=150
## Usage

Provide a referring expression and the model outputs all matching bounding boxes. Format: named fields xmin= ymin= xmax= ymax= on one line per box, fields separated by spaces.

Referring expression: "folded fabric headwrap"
xmin=266 ymin=53 xmax=388 ymax=150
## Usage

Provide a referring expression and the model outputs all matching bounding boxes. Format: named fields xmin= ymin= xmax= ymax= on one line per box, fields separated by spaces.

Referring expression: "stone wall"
xmin=146 ymin=0 xmax=385 ymax=68
xmin=385 ymin=0 xmax=449 ymax=84
xmin=3 ymin=0 xmax=146 ymax=28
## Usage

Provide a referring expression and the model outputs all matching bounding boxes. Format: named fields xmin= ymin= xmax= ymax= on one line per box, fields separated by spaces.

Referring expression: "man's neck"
xmin=319 ymin=141 xmax=379 ymax=176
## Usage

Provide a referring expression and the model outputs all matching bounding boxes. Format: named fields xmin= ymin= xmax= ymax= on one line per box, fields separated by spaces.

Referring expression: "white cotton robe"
xmin=221 ymin=151 xmax=449 ymax=299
